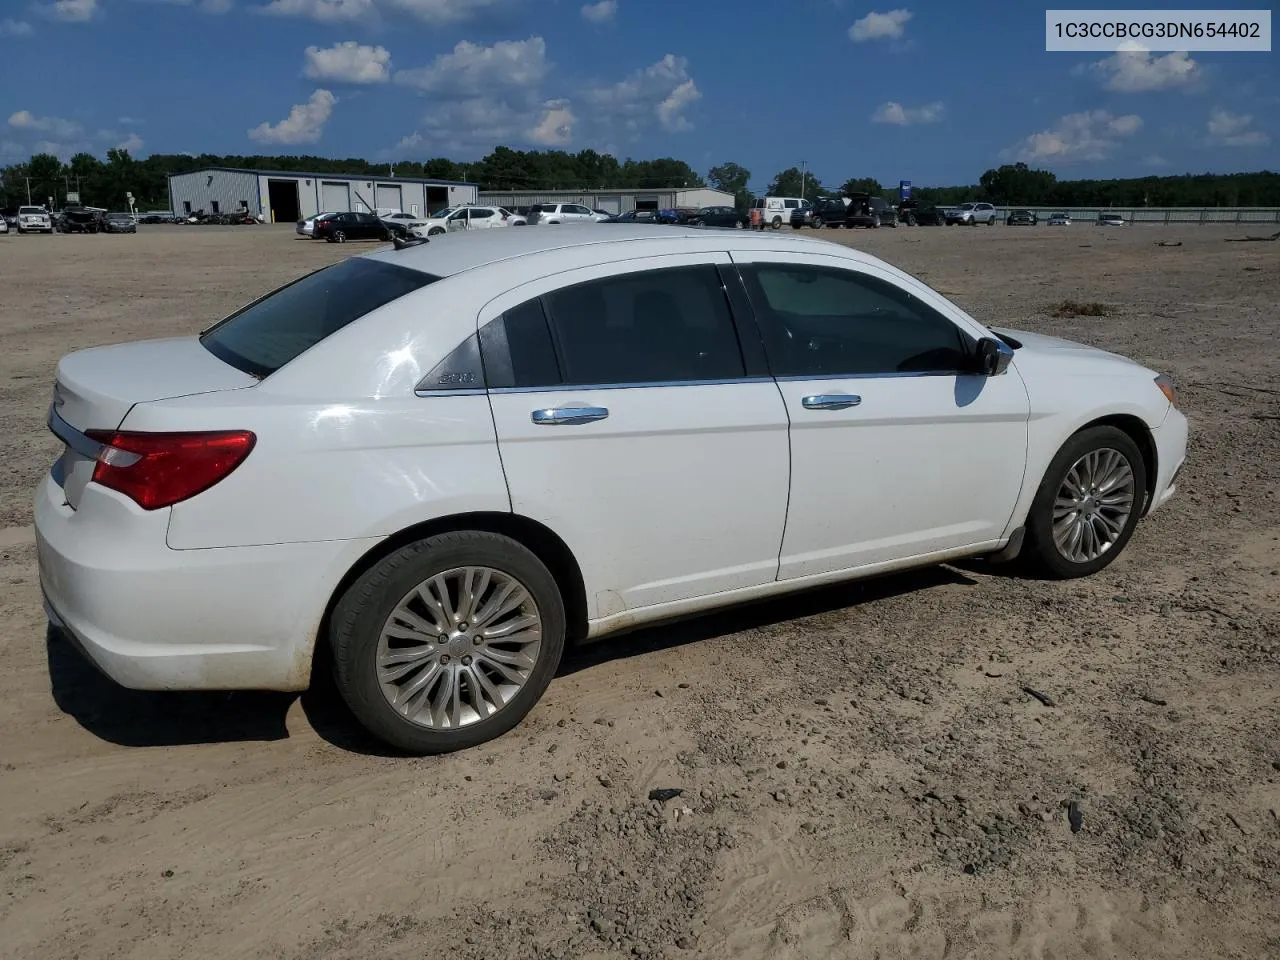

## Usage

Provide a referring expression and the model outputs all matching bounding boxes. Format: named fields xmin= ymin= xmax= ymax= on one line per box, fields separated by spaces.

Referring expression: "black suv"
xmin=790 ymin=197 xmax=847 ymax=229
xmin=844 ymin=194 xmax=897 ymax=228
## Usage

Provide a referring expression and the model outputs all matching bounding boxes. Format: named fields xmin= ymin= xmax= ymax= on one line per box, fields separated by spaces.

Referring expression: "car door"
xmin=482 ymin=254 xmax=791 ymax=616
xmin=469 ymin=207 xmax=500 ymax=229
xmin=730 ymin=251 xmax=1030 ymax=579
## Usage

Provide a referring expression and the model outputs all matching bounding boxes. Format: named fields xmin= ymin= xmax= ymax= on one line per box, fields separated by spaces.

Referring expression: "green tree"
xmin=708 ymin=161 xmax=753 ymax=212
xmin=840 ymin=177 xmax=882 ymax=197
xmin=422 ymin=157 xmax=465 ymax=181
xmin=768 ymin=167 xmax=823 ymax=198
xmin=978 ymin=163 xmax=1058 ymax=204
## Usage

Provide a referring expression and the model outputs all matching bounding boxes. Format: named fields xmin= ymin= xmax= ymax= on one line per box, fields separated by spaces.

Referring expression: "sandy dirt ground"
xmin=0 ymin=223 xmax=1277 ymax=960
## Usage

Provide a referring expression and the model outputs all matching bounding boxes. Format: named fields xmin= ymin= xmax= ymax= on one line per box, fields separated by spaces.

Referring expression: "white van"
xmin=751 ymin=196 xmax=807 ymax=229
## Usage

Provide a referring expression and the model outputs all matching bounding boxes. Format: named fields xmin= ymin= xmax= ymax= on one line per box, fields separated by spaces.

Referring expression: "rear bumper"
xmin=35 ymin=472 xmax=380 ymax=692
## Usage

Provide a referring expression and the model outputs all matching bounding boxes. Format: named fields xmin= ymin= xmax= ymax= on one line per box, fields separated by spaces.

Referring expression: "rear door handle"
xmin=531 ymin=406 xmax=609 ymax=426
xmin=801 ymin=394 xmax=861 ymax=410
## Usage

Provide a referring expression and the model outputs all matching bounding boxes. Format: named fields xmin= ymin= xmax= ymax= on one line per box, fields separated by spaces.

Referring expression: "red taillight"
xmin=84 ymin=430 xmax=256 ymax=510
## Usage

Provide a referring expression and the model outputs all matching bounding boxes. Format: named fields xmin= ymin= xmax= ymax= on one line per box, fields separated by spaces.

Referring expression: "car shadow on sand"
xmin=46 ymin=564 xmax=978 ymax=754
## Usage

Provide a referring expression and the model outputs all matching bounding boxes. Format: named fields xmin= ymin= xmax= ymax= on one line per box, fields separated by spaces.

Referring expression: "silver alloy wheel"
xmin=1052 ymin=448 xmax=1136 ymax=563
xmin=376 ymin=566 xmax=542 ymax=729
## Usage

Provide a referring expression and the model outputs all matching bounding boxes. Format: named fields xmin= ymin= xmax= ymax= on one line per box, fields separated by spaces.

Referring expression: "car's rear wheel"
xmin=331 ymin=531 xmax=566 ymax=754
xmin=811 ymin=218 xmax=824 ymax=229
xmin=1021 ymin=426 xmax=1146 ymax=579
xmin=332 ymin=230 xmax=346 ymax=243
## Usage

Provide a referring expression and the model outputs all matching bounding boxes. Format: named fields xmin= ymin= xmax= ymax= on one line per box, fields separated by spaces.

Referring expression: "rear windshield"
xmin=200 ymin=258 xmax=439 ymax=378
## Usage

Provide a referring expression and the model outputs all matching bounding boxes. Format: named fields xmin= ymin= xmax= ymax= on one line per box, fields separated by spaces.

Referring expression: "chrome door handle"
xmin=801 ymin=394 xmax=861 ymax=410
xmin=530 ymin=406 xmax=609 ymax=426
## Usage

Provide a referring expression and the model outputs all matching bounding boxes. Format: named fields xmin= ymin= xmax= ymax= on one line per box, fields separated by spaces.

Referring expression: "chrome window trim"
xmin=414 ymin=387 xmax=490 ymax=398
xmin=774 ymin=370 xmax=967 ymax=382
xmin=488 ymin=375 xmax=774 ymax=395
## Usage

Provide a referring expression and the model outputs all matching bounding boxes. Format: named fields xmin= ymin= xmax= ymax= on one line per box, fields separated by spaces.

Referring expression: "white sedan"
xmin=36 ymin=226 xmax=1187 ymax=753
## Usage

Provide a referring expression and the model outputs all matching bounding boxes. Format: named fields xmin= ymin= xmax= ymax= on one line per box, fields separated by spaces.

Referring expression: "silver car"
xmin=947 ymin=202 xmax=998 ymax=226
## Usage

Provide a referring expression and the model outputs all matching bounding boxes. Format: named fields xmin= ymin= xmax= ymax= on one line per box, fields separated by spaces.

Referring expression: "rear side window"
xmin=542 ymin=265 xmax=745 ymax=386
xmin=201 ymin=258 xmax=438 ymax=378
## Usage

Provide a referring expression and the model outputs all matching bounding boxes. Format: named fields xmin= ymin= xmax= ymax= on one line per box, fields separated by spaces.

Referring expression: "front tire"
xmin=331 ymin=531 xmax=567 ymax=754
xmin=428 ymin=227 xmax=445 ymax=236
xmin=1021 ymin=426 xmax=1147 ymax=579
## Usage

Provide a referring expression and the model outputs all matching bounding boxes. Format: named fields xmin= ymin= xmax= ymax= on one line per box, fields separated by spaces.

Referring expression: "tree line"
xmin=2 ymin=146 xmax=1276 ymax=212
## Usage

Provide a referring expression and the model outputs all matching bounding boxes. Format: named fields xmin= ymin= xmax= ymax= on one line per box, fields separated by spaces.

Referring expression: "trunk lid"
xmin=50 ymin=336 xmax=257 ymax=509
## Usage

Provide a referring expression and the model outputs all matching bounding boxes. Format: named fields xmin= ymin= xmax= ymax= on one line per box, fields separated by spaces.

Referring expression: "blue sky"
xmin=1 ymin=0 xmax=1275 ymax=189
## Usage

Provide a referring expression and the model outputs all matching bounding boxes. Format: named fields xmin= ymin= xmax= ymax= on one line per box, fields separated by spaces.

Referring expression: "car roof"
xmin=363 ymin=224 xmax=878 ymax=278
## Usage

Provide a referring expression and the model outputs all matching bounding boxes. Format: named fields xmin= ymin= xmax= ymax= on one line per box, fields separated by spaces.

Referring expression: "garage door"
xmin=375 ymin=184 xmax=402 ymax=213
xmin=321 ymin=181 xmax=351 ymax=213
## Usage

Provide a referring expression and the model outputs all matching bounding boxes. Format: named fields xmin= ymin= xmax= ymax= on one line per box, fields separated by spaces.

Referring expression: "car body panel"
xmin=479 ymin=251 xmax=791 ymax=615
xmin=35 ymin=226 xmax=1188 ymax=692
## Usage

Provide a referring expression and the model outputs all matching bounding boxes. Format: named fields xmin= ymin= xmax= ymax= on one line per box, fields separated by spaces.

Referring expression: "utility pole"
xmin=799 ymin=159 xmax=808 ymax=201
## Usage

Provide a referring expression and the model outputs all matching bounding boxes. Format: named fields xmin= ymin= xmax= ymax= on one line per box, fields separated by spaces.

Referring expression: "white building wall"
xmin=675 ymin=188 xmax=736 ymax=208
xmin=169 ymin=170 xmax=260 ymax=217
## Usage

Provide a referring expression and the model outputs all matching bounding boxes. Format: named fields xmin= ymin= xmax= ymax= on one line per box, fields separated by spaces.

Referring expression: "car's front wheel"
xmin=1021 ymin=426 xmax=1147 ymax=579
xmin=331 ymin=531 xmax=567 ymax=754
xmin=428 ymin=227 xmax=445 ymax=236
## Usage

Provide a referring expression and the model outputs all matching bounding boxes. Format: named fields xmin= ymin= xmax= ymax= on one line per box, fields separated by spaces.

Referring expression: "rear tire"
xmin=1020 ymin=426 xmax=1147 ymax=579
xmin=331 ymin=531 xmax=567 ymax=754
xmin=333 ymin=230 xmax=347 ymax=243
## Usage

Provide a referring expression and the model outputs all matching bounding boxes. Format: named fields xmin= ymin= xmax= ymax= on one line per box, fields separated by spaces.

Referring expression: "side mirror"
xmin=975 ymin=337 xmax=1014 ymax=376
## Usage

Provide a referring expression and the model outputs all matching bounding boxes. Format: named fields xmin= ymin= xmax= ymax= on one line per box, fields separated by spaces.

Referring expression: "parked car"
xmin=1006 ymin=209 xmax=1038 ymax=226
xmin=297 ymin=212 xmax=338 ymax=237
xmin=0 ymin=216 xmax=7 ymax=235
xmin=899 ymin=202 xmax=948 ymax=226
xmin=691 ymin=206 xmax=747 ymax=228
xmin=447 ymin=206 xmax=527 ymax=231
xmin=1096 ymin=212 xmax=1126 ymax=226
xmin=1 ymin=208 xmax=17 ymax=229
xmin=844 ymin=194 xmax=897 ymax=229
xmin=1047 ymin=212 xmax=1072 ymax=226
xmin=16 ymin=205 xmax=53 ymax=234
xmin=600 ymin=209 xmax=677 ymax=224
xmin=946 ymin=202 xmax=998 ymax=226
xmin=791 ymin=197 xmax=847 ymax=229
xmin=381 ymin=211 xmax=429 ymax=230
xmin=104 ymin=212 xmax=138 ymax=234
xmin=36 ymin=225 xmax=1188 ymax=754
xmin=752 ymin=196 xmax=807 ymax=229
xmin=527 ymin=203 xmax=599 ymax=225
xmin=313 ymin=211 xmax=390 ymax=243
xmin=59 ymin=208 xmax=105 ymax=234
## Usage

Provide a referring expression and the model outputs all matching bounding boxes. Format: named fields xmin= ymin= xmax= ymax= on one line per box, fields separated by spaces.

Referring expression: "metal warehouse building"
xmin=168 ymin=167 xmax=478 ymax=223
xmin=477 ymin=187 xmax=734 ymax=215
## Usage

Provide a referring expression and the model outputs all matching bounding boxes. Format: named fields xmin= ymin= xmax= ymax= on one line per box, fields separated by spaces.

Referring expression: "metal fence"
xmin=990 ymin=206 xmax=1280 ymax=224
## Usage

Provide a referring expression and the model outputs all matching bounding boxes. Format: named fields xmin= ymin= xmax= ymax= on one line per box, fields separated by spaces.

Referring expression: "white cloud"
xmin=257 ymin=0 xmax=502 ymax=23
xmin=258 ymin=0 xmax=371 ymax=20
xmin=395 ymin=36 xmax=548 ymax=93
xmin=145 ymin=0 xmax=235 ymax=10
xmin=527 ymin=99 xmax=575 ymax=145
xmin=115 ymin=133 xmax=145 ymax=152
xmin=1 ymin=140 xmax=27 ymax=159
xmin=305 ymin=41 xmax=392 ymax=83
xmin=46 ymin=0 xmax=98 ymax=21
xmin=248 ymin=89 xmax=337 ymax=144
xmin=581 ymin=0 xmax=615 ymax=23
xmin=0 ymin=18 xmax=34 ymax=35
xmin=9 ymin=110 xmax=83 ymax=139
xmin=118 ymin=116 xmax=143 ymax=125
xmin=584 ymin=54 xmax=700 ymax=133
xmin=871 ymin=100 xmax=942 ymax=125
xmin=1207 ymin=108 xmax=1269 ymax=146
xmin=1004 ymin=110 xmax=1143 ymax=163
xmin=392 ymin=43 xmax=699 ymax=154
xmin=1084 ymin=46 xmax=1201 ymax=92
xmin=849 ymin=8 xmax=911 ymax=42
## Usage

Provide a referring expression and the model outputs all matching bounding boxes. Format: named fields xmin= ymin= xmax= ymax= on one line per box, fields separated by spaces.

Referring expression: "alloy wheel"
xmin=375 ymin=566 xmax=543 ymax=730
xmin=1052 ymin=448 xmax=1136 ymax=563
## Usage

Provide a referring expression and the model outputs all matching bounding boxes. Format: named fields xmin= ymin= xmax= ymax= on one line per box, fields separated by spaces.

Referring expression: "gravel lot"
xmin=1 ymin=223 xmax=1277 ymax=960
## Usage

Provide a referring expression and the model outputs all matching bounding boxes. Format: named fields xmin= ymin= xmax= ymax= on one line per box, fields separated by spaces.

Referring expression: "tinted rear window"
xmin=200 ymin=258 xmax=438 ymax=378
